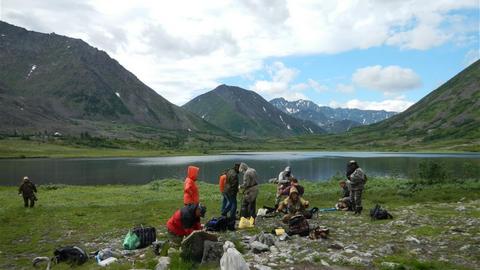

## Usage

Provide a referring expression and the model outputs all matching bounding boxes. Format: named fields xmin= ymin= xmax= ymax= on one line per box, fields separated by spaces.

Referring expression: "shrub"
xmin=416 ymin=161 xmax=449 ymax=184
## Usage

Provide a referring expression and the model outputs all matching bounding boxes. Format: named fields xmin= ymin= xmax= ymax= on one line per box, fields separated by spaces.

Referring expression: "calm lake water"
xmin=0 ymin=152 xmax=479 ymax=186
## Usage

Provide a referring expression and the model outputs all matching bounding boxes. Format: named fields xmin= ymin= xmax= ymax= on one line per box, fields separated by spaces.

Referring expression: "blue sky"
xmin=2 ymin=0 xmax=479 ymax=111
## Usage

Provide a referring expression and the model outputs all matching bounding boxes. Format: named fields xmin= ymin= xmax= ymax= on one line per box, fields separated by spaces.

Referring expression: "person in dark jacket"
xmin=239 ymin=162 xmax=259 ymax=219
xmin=222 ymin=163 xmax=240 ymax=218
xmin=280 ymin=178 xmax=304 ymax=197
xmin=166 ymin=203 xmax=206 ymax=237
xmin=346 ymin=160 xmax=367 ymax=215
xmin=18 ymin=176 xmax=37 ymax=208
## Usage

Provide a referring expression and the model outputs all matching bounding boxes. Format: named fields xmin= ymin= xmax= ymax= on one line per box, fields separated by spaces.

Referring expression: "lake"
xmin=0 ymin=152 xmax=479 ymax=186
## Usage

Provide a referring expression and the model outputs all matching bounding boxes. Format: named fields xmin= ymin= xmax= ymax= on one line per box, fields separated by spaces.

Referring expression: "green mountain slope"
xmin=0 ymin=21 xmax=222 ymax=137
xmin=183 ymin=85 xmax=325 ymax=137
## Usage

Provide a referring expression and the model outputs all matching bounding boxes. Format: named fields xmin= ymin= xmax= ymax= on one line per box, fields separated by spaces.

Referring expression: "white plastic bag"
xmin=220 ymin=241 xmax=249 ymax=270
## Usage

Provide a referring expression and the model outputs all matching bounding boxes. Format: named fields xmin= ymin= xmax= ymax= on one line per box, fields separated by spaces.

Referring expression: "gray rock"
xmin=378 ymin=244 xmax=396 ymax=255
xmin=279 ymin=234 xmax=290 ymax=241
xmin=455 ymin=206 xmax=466 ymax=211
xmin=460 ymin=244 xmax=471 ymax=251
xmin=251 ymin=241 xmax=270 ymax=253
xmin=180 ymin=231 xmax=218 ymax=262
xmin=329 ymin=241 xmax=344 ymax=250
xmin=348 ymin=256 xmax=371 ymax=266
xmin=253 ymin=264 xmax=272 ymax=270
xmin=251 ymin=232 xmax=276 ymax=247
xmin=155 ymin=257 xmax=171 ymax=270
xmin=406 ymin=236 xmax=421 ymax=244
xmin=201 ymin=240 xmax=224 ymax=264
xmin=329 ymin=253 xmax=347 ymax=263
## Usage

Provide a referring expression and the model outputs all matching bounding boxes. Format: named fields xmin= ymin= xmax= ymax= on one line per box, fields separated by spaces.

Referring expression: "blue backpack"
xmin=206 ymin=216 xmax=235 ymax=231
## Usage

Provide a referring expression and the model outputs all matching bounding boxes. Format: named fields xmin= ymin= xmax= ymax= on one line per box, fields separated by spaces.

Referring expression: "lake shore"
xmin=1 ymin=178 xmax=479 ymax=269
xmin=1 ymin=137 xmax=477 ymax=159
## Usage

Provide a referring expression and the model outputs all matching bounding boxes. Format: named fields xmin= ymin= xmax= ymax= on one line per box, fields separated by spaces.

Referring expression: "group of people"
xmin=18 ymin=160 xmax=367 ymax=240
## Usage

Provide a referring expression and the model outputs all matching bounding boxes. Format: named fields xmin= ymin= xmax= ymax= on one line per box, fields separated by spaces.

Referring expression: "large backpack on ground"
xmin=206 ymin=216 xmax=235 ymax=231
xmin=133 ymin=226 xmax=157 ymax=248
xmin=287 ymin=214 xmax=310 ymax=236
xmin=53 ymin=246 xmax=88 ymax=265
xmin=370 ymin=204 xmax=393 ymax=220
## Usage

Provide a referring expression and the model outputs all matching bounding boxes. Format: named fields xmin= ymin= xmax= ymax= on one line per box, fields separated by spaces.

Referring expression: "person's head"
xmin=195 ymin=204 xmax=206 ymax=218
xmin=339 ymin=180 xmax=346 ymax=188
xmin=22 ymin=176 xmax=30 ymax=182
xmin=346 ymin=160 xmax=359 ymax=175
xmin=290 ymin=177 xmax=298 ymax=185
xmin=285 ymin=166 xmax=291 ymax=176
xmin=289 ymin=186 xmax=299 ymax=201
xmin=239 ymin=163 xmax=248 ymax=173
xmin=234 ymin=163 xmax=240 ymax=173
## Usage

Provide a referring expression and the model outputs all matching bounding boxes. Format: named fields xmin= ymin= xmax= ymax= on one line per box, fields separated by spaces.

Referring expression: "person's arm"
xmin=32 ymin=183 xmax=37 ymax=193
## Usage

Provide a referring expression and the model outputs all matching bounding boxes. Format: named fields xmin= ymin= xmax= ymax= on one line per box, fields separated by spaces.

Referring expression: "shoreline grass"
xmin=0 ymin=177 xmax=479 ymax=269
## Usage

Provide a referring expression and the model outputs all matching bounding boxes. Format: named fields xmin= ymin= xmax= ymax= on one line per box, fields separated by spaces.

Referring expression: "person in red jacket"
xmin=166 ymin=204 xmax=206 ymax=237
xmin=184 ymin=166 xmax=200 ymax=205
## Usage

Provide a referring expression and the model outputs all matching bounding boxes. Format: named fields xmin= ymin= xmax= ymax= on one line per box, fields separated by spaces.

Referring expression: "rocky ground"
xmin=217 ymin=199 xmax=480 ymax=270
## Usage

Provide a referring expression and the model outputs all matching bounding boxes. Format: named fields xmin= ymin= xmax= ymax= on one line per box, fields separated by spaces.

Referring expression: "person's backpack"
xmin=287 ymin=214 xmax=310 ymax=236
xmin=132 ymin=226 xmax=157 ymax=248
xmin=206 ymin=216 xmax=228 ymax=231
xmin=219 ymin=174 xmax=227 ymax=193
xmin=53 ymin=246 xmax=88 ymax=265
xmin=370 ymin=204 xmax=393 ymax=220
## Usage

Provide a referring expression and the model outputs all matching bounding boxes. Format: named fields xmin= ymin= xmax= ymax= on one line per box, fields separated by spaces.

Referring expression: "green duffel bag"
xmin=123 ymin=230 xmax=140 ymax=250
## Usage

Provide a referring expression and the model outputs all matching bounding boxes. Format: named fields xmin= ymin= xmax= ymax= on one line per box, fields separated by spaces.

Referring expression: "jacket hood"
xmin=239 ymin=162 xmax=249 ymax=173
xmin=187 ymin=166 xmax=200 ymax=181
xmin=289 ymin=186 xmax=299 ymax=196
xmin=284 ymin=166 xmax=291 ymax=173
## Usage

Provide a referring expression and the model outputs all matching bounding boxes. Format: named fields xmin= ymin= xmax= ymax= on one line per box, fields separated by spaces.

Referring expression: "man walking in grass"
xmin=18 ymin=176 xmax=37 ymax=208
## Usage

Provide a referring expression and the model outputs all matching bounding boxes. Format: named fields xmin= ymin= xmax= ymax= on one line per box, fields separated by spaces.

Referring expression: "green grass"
xmin=0 ymin=177 xmax=479 ymax=269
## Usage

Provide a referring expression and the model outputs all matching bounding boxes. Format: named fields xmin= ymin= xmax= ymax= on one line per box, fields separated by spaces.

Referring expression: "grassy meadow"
xmin=0 ymin=176 xmax=479 ymax=269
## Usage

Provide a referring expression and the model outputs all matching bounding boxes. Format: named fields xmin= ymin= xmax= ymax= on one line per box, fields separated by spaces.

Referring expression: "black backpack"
xmin=206 ymin=216 xmax=235 ymax=231
xmin=287 ymin=215 xmax=310 ymax=236
xmin=132 ymin=226 xmax=157 ymax=248
xmin=370 ymin=204 xmax=393 ymax=220
xmin=53 ymin=246 xmax=88 ymax=265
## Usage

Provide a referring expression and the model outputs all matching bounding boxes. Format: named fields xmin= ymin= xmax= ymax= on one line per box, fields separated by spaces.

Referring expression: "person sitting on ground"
xmin=277 ymin=187 xmax=309 ymax=223
xmin=166 ymin=203 xmax=206 ymax=240
xmin=275 ymin=166 xmax=293 ymax=206
xmin=335 ymin=180 xmax=352 ymax=211
xmin=279 ymin=178 xmax=305 ymax=197
xmin=184 ymin=165 xmax=200 ymax=205
xmin=18 ymin=176 xmax=37 ymax=208
xmin=239 ymin=162 xmax=259 ymax=219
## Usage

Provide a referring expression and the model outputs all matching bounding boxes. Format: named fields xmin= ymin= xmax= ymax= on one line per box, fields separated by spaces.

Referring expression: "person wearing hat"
xmin=18 ymin=176 xmax=37 ymax=208
xmin=239 ymin=162 xmax=259 ymax=219
xmin=277 ymin=186 xmax=309 ymax=223
xmin=346 ymin=160 xmax=367 ymax=215
xmin=275 ymin=166 xmax=294 ymax=207
xmin=166 ymin=203 xmax=206 ymax=238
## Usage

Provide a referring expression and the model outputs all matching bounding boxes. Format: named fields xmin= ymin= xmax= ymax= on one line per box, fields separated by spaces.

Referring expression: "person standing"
xmin=222 ymin=163 xmax=240 ymax=219
xmin=184 ymin=166 xmax=200 ymax=205
xmin=239 ymin=163 xmax=259 ymax=219
xmin=18 ymin=176 xmax=37 ymax=208
xmin=346 ymin=160 xmax=367 ymax=215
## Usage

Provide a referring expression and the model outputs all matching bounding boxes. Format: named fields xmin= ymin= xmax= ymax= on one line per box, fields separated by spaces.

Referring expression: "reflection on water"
xmin=0 ymin=152 xmax=478 ymax=186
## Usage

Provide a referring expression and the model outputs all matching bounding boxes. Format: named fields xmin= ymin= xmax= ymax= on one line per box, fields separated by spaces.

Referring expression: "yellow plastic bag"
xmin=238 ymin=217 xmax=255 ymax=229
xmin=274 ymin=228 xmax=285 ymax=236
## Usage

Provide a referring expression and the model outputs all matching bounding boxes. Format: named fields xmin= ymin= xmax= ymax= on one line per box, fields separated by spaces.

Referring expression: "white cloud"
xmin=464 ymin=49 xmax=480 ymax=67
xmin=329 ymin=97 xmax=414 ymax=112
xmin=352 ymin=65 xmax=422 ymax=94
xmin=1 ymin=0 xmax=477 ymax=104
xmin=336 ymin=83 xmax=355 ymax=93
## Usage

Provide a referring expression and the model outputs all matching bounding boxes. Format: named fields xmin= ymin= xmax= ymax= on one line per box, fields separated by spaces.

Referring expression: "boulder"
xmin=250 ymin=232 xmax=276 ymax=247
xmin=201 ymin=240 xmax=224 ymax=264
xmin=405 ymin=236 xmax=421 ymax=244
xmin=251 ymin=241 xmax=269 ymax=253
xmin=155 ymin=257 xmax=171 ymax=270
xmin=181 ymin=231 xmax=218 ymax=262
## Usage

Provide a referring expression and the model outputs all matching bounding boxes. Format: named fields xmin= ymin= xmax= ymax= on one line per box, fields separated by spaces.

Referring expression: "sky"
xmin=1 ymin=0 xmax=478 ymax=112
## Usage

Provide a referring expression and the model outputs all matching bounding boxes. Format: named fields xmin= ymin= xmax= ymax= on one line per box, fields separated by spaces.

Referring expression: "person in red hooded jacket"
xmin=166 ymin=203 xmax=206 ymax=237
xmin=184 ymin=166 xmax=200 ymax=205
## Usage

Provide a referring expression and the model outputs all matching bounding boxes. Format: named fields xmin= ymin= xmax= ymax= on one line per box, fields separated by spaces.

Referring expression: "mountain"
xmin=270 ymin=98 xmax=396 ymax=133
xmin=363 ymin=60 xmax=480 ymax=143
xmin=0 ymin=21 xmax=221 ymax=137
xmin=183 ymin=85 xmax=325 ymax=137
